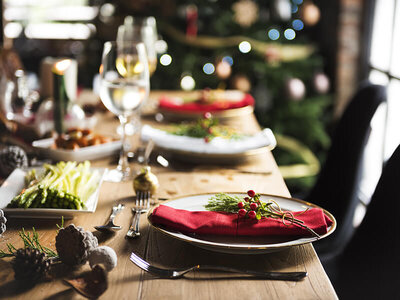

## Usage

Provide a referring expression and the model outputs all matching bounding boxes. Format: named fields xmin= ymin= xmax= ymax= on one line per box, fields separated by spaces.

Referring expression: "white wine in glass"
xmin=99 ymin=41 xmax=149 ymax=182
xmin=117 ymin=16 xmax=158 ymax=77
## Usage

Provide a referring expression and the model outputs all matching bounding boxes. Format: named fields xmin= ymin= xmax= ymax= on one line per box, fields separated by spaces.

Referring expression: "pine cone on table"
xmin=0 ymin=146 xmax=28 ymax=177
xmin=55 ymin=224 xmax=98 ymax=266
xmin=11 ymin=248 xmax=50 ymax=281
xmin=0 ymin=209 xmax=6 ymax=234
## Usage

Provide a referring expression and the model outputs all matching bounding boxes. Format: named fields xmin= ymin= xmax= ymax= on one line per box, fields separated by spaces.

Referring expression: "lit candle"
xmin=52 ymin=59 xmax=73 ymax=134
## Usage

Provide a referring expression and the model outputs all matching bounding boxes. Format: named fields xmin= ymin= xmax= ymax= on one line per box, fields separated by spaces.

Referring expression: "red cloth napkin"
xmin=158 ymin=94 xmax=254 ymax=113
xmin=151 ymin=205 xmax=333 ymax=237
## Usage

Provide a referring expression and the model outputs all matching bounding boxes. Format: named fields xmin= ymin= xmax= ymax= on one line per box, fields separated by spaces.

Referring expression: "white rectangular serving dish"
xmin=0 ymin=167 xmax=106 ymax=219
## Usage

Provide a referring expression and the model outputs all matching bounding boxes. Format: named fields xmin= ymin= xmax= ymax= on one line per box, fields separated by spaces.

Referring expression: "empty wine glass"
xmin=99 ymin=41 xmax=149 ymax=182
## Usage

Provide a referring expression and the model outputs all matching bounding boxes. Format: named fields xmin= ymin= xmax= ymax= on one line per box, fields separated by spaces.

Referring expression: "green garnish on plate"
xmin=169 ymin=113 xmax=243 ymax=143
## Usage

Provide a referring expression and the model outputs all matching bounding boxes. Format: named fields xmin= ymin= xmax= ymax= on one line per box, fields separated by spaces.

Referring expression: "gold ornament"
xmin=232 ymin=0 xmax=259 ymax=28
xmin=133 ymin=166 xmax=159 ymax=195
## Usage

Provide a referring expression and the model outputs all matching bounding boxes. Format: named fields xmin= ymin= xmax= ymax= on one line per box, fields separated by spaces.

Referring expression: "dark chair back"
xmin=333 ymin=142 xmax=400 ymax=299
xmin=307 ymin=83 xmax=387 ymax=259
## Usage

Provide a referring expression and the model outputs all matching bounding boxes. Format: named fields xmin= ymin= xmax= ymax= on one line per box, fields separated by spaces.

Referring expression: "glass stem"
xmin=118 ymin=115 xmax=130 ymax=178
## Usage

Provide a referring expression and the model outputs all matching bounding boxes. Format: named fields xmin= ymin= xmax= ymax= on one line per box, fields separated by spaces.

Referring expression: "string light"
xmin=222 ymin=56 xmax=234 ymax=66
xmin=180 ymin=75 xmax=195 ymax=90
xmin=292 ymin=0 xmax=303 ymax=4
xmin=284 ymin=28 xmax=296 ymax=40
xmin=268 ymin=29 xmax=280 ymax=40
xmin=291 ymin=5 xmax=298 ymax=13
xmin=292 ymin=19 xmax=304 ymax=31
xmin=238 ymin=41 xmax=251 ymax=53
xmin=203 ymin=63 xmax=215 ymax=75
xmin=160 ymin=54 xmax=172 ymax=66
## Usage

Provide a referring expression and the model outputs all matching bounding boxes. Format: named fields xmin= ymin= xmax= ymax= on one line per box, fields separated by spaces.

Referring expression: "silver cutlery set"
xmin=94 ymin=191 xmax=150 ymax=237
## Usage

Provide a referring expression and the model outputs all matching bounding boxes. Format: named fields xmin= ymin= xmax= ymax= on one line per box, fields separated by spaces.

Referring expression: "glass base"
xmin=104 ymin=168 xmax=132 ymax=182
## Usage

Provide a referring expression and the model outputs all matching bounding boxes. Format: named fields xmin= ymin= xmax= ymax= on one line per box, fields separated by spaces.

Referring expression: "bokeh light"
xmin=292 ymin=0 xmax=303 ymax=5
xmin=268 ymin=29 xmax=280 ymax=40
xmin=216 ymin=61 xmax=231 ymax=79
xmin=160 ymin=54 xmax=172 ymax=66
xmin=203 ymin=63 xmax=215 ymax=75
xmin=291 ymin=5 xmax=298 ymax=13
xmin=292 ymin=19 xmax=304 ymax=31
xmin=284 ymin=28 xmax=296 ymax=40
xmin=238 ymin=41 xmax=251 ymax=53
xmin=222 ymin=56 xmax=234 ymax=66
xmin=181 ymin=75 xmax=195 ymax=90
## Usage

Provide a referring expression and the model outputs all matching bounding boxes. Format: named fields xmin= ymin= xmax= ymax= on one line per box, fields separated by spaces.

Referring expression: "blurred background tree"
xmin=145 ymin=0 xmax=333 ymax=194
xmin=2 ymin=0 xmax=333 ymax=195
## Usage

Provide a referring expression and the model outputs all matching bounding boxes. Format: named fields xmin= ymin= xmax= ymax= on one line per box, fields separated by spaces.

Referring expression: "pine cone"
xmin=12 ymin=248 xmax=50 ymax=281
xmin=0 ymin=146 xmax=28 ymax=177
xmin=55 ymin=224 xmax=98 ymax=266
xmin=0 ymin=209 xmax=6 ymax=234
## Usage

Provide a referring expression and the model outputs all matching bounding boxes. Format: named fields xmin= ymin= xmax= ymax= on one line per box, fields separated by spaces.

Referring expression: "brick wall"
xmin=335 ymin=0 xmax=365 ymax=118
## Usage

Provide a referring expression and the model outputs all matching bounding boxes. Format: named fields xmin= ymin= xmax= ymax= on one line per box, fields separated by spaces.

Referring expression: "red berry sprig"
xmin=206 ymin=191 xmax=321 ymax=238
xmin=235 ymin=190 xmax=264 ymax=220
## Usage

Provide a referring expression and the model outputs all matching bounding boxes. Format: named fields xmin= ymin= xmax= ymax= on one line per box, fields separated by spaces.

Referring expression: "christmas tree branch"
xmin=160 ymin=22 xmax=315 ymax=61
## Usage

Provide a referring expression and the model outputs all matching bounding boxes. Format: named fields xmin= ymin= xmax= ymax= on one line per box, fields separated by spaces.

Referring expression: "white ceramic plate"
xmin=32 ymin=138 xmax=121 ymax=162
xmin=0 ymin=167 xmax=106 ymax=219
xmin=141 ymin=126 xmax=277 ymax=164
xmin=148 ymin=193 xmax=336 ymax=254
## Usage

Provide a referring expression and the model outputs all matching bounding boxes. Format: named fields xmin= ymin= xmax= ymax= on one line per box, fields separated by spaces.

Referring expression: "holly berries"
xmin=238 ymin=209 xmax=247 ymax=217
xmin=247 ymin=190 xmax=256 ymax=197
xmin=248 ymin=210 xmax=256 ymax=219
xmin=203 ymin=112 xmax=212 ymax=119
xmin=237 ymin=190 xmax=261 ymax=220
xmin=250 ymin=202 xmax=258 ymax=210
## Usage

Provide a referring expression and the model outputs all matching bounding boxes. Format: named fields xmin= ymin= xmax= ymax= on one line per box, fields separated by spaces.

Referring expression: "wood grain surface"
xmin=0 ymin=91 xmax=337 ymax=300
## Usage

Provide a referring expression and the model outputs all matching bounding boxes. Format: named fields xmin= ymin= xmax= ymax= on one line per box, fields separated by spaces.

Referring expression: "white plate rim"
xmin=32 ymin=138 xmax=121 ymax=162
xmin=148 ymin=192 xmax=336 ymax=253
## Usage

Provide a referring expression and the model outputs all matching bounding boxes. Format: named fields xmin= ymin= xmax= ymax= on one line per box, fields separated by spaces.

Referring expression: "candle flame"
xmin=53 ymin=59 xmax=72 ymax=75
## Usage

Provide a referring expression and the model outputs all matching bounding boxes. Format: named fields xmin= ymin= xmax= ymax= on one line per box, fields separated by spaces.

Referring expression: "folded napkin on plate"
xmin=158 ymin=93 xmax=254 ymax=113
xmin=151 ymin=205 xmax=333 ymax=237
xmin=141 ymin=125 xmax=276 ymax=154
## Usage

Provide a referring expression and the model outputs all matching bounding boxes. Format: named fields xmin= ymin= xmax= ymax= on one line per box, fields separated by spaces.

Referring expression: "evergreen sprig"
xmin=0 ymin=227 xmax=58 ymax=258
xmin=170 ymin=115 xmax=242 ymax=142
xmin=206 ymin=193 xmax=243 ymax=213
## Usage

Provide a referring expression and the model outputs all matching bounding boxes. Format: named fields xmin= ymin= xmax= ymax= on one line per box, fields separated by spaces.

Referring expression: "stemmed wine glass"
xmin=117 ymin=16 xmax=158 ymax=161
xmin=117 ymin=16 xmax=158 ymax=78
xmin=99 ymin=41 xmax=149 ymax=182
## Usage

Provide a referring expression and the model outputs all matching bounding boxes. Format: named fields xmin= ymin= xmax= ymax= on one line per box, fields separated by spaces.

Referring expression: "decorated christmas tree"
xmin=144 ymin=0 xmax=332 ymax=192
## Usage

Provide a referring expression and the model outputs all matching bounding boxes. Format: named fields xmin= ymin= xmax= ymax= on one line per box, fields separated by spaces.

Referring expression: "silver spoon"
xmin=94 ymin=203 xmax=125 ymax=232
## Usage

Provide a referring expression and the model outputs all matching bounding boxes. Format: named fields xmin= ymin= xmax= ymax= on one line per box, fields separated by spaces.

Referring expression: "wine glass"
xmin=117 ymin=16 xmax=158 ymax=161
xmin=99 ymin=41 xmax=149 ymax=182
xmin=117 ymin=16 xmax=158 ymax=77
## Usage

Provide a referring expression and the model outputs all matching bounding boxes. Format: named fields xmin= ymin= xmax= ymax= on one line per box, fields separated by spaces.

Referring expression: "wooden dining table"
xmin=0 ymin=91 xmax=337 ymax=299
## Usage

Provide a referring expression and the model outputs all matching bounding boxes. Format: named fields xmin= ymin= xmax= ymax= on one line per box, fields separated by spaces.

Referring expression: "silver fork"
xmin=130 ymin=252 xmax=307 ymax=281
xmin=94 ymin=203 xmax=125 ymax=232
xmin=126 ymin=191 xmax=151 ymax=238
